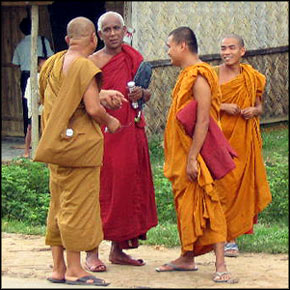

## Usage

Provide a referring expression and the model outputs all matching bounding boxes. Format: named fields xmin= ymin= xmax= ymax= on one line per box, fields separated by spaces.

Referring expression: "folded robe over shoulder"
xmin=176 ymin=99 xmax=237 ymax=179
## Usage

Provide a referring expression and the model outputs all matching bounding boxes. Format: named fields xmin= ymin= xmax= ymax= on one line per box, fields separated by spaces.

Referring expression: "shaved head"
xmin=221 ymin=33 xmax=245 ymax=48
xmin=67 ymin=17 xmax=96 ymax=39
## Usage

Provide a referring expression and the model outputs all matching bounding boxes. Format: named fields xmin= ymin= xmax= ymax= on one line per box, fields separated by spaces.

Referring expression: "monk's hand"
xmin=106 ymin=116 xmax=121 ymax=133
xmin=186 ymin=158 xmax=199 ymax=182
xmin=240 ymin=107 xmax=258 ymax=119
xmin=100 ymin=90 xmax=127 ymax=110
xmin=222 ymin=103 xmax=241 ymax=115
xmin=128 ymin=86 xmax=143 ymax=103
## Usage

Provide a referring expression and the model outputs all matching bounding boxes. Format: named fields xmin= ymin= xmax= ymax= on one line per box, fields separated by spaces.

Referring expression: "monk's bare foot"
xmin=85 ymin=253 xmax=106 ymax=272
xmin=156 ymin=256 xmax=197 ymax=272
xmin=47 ymin=265 xmax=66 ymax=283
xmin=109 ymin=250 xmax=145 ymax=266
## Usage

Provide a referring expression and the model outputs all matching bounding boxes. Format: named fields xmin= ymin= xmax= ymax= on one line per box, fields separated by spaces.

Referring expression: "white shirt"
xmin=24 ymin=73 xmax=42 ymax=118
xmin=12 ymin=35 xmax=54 ymax=71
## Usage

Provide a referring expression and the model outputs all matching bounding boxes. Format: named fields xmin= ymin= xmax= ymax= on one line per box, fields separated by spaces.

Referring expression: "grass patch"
xmin=236 ymin=222 xmax=289 ymax=254
xmin=2 ymin=218 xmax=46 ymax=236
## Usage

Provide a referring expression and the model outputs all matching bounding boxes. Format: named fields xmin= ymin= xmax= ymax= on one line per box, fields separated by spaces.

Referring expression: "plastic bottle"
xmin=127 ymin=81 xmax=138 ymax=109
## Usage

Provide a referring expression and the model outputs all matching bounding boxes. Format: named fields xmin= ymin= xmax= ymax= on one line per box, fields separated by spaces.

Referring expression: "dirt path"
xmin=1 ymin=232 xmax=288 ymax=288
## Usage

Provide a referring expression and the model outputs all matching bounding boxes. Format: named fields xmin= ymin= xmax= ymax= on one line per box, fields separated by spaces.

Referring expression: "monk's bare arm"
xmin=241 ymin=96 xmax=263 ymax=119
xmin=186 ymin=75 xmax=211 ymax=182
xmin=83 ymin=77 xmax=120 ymax=133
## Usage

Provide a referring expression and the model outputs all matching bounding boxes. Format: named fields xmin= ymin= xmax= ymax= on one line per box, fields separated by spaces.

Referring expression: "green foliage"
xmin=141 ymin=223 xmax=179 ymax=247
xmin=237 ymin=222 xmax=288 ymax=254
xmin=2 ymin=218 xmax=46 ymax=235
xmin=1 ymin=158 xmax=50 ymax=225
xmin=259 ymin=125 xmax=289 ymax=223
xmin=259 ymin=153 xmax=289 ymax=223
xmin=149 ymin=136 xmax=177 ymax=224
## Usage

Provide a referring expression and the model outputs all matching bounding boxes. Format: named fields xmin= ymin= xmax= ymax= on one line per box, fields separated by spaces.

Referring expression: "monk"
xmin=155 ymin=26 xmax=238 ymax=284
xmin=85 ymin=11 xmax=158 ymax=272
xmin=37 ymin=17 xmax=125 ymax=286
xmin=214 ymin=34 xmax=272 ymax=257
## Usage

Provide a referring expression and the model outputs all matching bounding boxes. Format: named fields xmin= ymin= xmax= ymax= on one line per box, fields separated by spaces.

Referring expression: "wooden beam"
xmin=30 ymin=4 xmax=39 ymax=158
xmin=1 ymin=2 xmax=53 ymax=6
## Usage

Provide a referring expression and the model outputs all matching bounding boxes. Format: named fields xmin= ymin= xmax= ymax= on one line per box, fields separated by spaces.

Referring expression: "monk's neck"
xmin=103 ymin=46 xmax=122 ymax=57
xmin=221 ymin=62 xmax=242 ymax=76
xmin=218 ymin=63 xmax=242 ymax=85
xmin=68 ymin=45 xmax=91 ymax=58
xmin=181 ymin=55 xmax=202 ymax=69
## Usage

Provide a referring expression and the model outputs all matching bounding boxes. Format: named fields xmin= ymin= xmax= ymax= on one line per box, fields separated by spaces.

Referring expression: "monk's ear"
xmin=180 ymin=41 xmax=186 ymax=51
xmin=91 ymin=32 xmax=98 ymax=47
xmin=123 ymin=25 xmax=127 ymax=35
xmin=97 ymin=30 xmax=103 ymax=41
xmin=240 ymin=47 xmax=246 ymax=57
xmin=65 ymin=35 xmax=70 ymax=46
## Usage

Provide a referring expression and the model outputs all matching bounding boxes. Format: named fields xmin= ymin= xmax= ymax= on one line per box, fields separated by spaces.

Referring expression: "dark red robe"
xmin=99 ymin=44 xmax=158 ymax=249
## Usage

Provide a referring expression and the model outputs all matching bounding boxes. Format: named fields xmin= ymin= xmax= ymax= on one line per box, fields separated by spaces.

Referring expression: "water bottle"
xmin=127 ymin=81 xmax=138 ymax=109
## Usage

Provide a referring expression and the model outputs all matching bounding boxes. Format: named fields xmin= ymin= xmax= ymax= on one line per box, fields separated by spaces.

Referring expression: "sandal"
xmin=213 ymin=271 xmax=239 ymax=283
xmin=224 ymin=242 xmax=239 ymax=257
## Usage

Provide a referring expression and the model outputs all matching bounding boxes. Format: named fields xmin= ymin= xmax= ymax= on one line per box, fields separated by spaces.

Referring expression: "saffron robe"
xmin=38 ymin=51 xmax=104 ymax=251
xmin=214 ymin=64 xmax=272 ymax=241
xmin=99 ymin=44 xmax=158 ymax=248
xmin=164 ymin=63 xmax=227 ymax=256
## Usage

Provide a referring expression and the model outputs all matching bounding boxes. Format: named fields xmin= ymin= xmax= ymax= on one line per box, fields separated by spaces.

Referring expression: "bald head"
xmin=67 ymin=17 xmax=96 ymax=39
xmin=221 ymin=33 xmax=245 ymax=48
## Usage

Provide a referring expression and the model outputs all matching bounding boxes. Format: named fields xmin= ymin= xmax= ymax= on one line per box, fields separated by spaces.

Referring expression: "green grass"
xmin=2 ymin=218 xmax=46 ymax=236
xmin=140 ymin=221 xmax=288 ymax=254
xmin=236 ymin=222 xmax=289 ymax=254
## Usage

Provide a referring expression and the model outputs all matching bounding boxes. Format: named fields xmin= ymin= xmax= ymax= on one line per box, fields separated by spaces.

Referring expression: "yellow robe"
xmin=215 ymin=64 xmax=272 ymax=241
xmin=39 ymin=51 xmax=104 ymax=251
xmin=164 ymin=63 xmax=227 ymax=256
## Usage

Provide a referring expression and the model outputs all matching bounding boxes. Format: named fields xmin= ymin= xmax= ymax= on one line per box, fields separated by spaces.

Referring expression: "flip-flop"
xmin=65 ymin=275 xmax=110 ymax=286
xmin=47 ymin=277 xmax=66 ymax=283
xmin=84 ymin=260 xmax=107 ymax=272
xmin=213 ymin=271 xmax=239 ymax=283
xmin=224 ymin=243 xmax=239 ymax=257
xmin=155 ymin=262 xmax=198 ymax=272
xmin=110 ymin=257 xmax=145 ymax=266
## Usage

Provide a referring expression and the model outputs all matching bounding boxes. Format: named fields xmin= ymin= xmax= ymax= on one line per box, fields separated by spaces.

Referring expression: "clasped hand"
xmin=100 ymin=90 xmax=128 ymax=110
xmin=128 ymin=86 xmax=143 ymax=103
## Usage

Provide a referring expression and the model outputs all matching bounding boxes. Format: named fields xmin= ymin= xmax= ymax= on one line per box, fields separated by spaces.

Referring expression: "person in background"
xmin=214 ymin=34 xmax=272 ymax=257
xmin=12 ymin=17 xmax=54 ymax=138
xmin=23 ymin=57 xmax=47 ymax=158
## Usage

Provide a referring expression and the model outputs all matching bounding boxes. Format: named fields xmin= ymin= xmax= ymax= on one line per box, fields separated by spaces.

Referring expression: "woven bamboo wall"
xmin=130 ymin=2 xmax=289 ymax=60
xmin=143 ymin=49 xmax=289 ymax=138
xmin=126 ymin=1 xmax=289 ymax=138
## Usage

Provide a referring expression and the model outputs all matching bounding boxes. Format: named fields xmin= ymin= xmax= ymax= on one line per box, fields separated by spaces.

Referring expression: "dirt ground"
xmin=1 ymin=232 xmax=289 ymax=289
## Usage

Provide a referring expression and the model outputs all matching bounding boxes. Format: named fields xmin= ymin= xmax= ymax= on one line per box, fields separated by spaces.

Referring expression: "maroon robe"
xmin=100 ymin=44 xmax=158 ymax=249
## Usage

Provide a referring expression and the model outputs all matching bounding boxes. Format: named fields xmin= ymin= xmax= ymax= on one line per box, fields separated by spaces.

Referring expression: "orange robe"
xmin=38 ymin=51 xmax=104 ymax=251
xmin=164 ymin=63 xmax=227 ymax=256
xmin=215 ymin=64 xmax=272 ymax=241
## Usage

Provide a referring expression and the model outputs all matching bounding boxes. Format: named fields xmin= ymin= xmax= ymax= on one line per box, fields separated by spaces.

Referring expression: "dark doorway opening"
xmin=48 ymin=1 xmax=106 ymax=52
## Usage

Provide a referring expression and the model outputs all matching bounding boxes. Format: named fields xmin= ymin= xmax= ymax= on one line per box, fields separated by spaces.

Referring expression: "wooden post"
xmin=30 ymin=4 xmax=39 ymax=158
